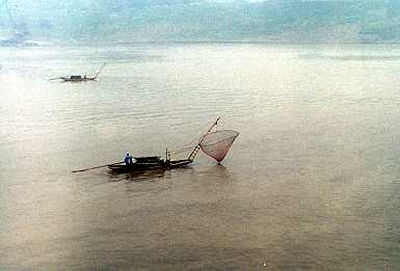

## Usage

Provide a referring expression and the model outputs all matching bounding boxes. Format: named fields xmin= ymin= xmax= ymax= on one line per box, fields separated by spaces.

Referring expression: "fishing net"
xmin=200 ymin=130 xmax=239 ymax=162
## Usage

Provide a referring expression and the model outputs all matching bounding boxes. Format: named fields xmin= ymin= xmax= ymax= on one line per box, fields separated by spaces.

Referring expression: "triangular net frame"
xmin=200 ymin=130 xmax=239 ymax=162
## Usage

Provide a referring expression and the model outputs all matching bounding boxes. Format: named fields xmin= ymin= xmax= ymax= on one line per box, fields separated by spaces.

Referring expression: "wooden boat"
xmin=72 ymin=117 xmax=239 ymax=175
xmin=61 ymin=75 xmax=97 ymax=82
xmin=50 ymin=63 xmax=106 ymax=82
xmin=107 ymin=118 xmax=222 ymax=174
xmin=108 ymin=157 xmax=192 ymax=174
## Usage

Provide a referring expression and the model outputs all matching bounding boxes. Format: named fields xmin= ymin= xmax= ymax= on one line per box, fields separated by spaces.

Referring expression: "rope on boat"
xmin=168 ymin=145 xmax=195 ymax=155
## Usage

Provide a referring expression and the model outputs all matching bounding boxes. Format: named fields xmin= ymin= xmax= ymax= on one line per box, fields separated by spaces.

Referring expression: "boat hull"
xmin=108 ymin=157 xmax=192 ymax=174
xmin=62 ymin=78 xmax=96 ymax=82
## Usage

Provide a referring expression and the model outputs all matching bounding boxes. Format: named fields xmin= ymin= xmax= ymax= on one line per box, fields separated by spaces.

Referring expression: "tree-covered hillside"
xmin=1 ymin=0 xmax=400 ymax=43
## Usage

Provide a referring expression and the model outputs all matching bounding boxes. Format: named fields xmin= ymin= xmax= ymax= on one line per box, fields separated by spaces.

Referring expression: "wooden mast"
xmin=94 ymin=62 xmax=107 ymax=79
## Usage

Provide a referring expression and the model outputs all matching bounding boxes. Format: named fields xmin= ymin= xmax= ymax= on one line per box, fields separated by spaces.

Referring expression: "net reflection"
xmin=197 ymin=164 xmax=233 ymax=181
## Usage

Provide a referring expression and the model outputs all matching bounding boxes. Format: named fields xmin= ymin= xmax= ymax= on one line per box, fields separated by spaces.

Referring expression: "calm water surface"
xmin=0 ymin=43 xmax=399 ymax=270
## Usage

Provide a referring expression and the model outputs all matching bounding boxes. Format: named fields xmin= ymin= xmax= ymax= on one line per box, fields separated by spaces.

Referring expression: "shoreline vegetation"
xmin=7 ymin=40 xmax=400 ymax=48
xmin=1 ymin=0 xmax=400 ymax=45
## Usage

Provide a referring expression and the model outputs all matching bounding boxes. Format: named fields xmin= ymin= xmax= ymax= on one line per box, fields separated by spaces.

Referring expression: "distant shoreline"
xmin=3 ymin=39 xmax=400 ymax=48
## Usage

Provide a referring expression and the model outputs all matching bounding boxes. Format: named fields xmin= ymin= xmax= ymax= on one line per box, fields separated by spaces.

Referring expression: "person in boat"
xmin=124 ymin=153 xmax=133 ymax=166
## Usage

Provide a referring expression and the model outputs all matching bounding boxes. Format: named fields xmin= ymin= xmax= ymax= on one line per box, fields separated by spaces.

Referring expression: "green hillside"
xmin=1 ymin=0 xmax=400 ymax=43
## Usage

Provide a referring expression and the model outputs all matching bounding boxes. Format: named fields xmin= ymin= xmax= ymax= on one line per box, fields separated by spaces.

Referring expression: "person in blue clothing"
xmin=124 ymin=153 xmax=133 ymax=166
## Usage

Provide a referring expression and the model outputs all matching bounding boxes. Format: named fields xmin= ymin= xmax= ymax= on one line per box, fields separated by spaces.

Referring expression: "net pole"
xmin=187 ymin=117 xmax=220 ymax=161
xmin=94 ymin=62 xmax=107 ymax=79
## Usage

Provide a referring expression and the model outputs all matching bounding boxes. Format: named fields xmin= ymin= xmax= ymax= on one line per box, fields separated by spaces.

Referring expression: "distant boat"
xmin=58 ymin=75 xmax=97 ymax=82
xmin=49 ymin=63 xmax=106 ymax=82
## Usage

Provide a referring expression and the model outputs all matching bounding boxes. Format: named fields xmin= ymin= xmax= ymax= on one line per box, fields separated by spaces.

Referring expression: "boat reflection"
xmin=108 ymin=168 xmax=167 ymax=182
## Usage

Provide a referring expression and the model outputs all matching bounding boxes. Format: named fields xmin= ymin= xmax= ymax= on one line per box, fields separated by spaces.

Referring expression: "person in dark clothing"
xmin=124 ymin=153 xmax=133 ymax=166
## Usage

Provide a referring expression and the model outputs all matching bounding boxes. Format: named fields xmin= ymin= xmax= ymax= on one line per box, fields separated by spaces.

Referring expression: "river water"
xmin=0 ymin=43 xmax=399 ymax=270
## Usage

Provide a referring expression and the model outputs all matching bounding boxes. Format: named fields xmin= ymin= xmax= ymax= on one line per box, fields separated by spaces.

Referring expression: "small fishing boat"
xmin=50 ymin=63 xmax=106 ymax=82
xmin=107 ymin=117 xmax=239 ymax=174
xmin=72 ymin=117 xmax=239 ymax=175
xmin=108 ymin=157 xmax=192 ymax=174
xmin=60 ymin=75 xmax=97 ymax=82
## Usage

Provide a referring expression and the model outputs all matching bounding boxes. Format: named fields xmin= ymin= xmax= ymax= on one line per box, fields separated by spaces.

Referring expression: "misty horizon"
xmin=1 ymin=0 xmax=400 ymax=45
